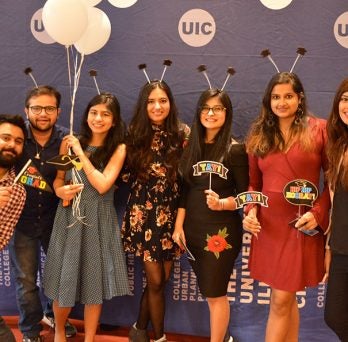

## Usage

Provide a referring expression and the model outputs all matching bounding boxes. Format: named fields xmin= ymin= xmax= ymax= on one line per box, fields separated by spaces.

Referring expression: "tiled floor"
xmin=4 ymin=316 xmax=209 ymax=342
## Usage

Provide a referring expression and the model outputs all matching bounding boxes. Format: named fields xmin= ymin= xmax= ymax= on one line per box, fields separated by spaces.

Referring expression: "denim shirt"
xmin=15 ymin=122 xmax=69 ymax=237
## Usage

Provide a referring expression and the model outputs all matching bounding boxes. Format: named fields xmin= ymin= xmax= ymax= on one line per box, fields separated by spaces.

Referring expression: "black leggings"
xmin=136 ymin=260 xmax=173 ymax=340
xmin=324 ymin=253 xmax=348 ymax=342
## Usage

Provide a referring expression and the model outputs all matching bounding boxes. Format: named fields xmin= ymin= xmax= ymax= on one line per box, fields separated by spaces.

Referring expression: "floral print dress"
xmin=122 ymin=124 xmax=188 ymax=262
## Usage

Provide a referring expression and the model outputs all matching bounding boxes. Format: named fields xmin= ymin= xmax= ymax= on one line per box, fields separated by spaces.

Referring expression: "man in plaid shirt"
xmin=0 ymin=114 xmax=27 ymax=342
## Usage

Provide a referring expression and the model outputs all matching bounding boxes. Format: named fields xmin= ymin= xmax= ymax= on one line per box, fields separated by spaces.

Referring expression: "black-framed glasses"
xmin=29 ymin=105 xmax=57 ymax=115
xmin=200 ymin=105 xmax=226 ymax=115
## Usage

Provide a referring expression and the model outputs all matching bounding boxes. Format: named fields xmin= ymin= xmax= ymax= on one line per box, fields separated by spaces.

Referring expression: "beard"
xmin=28 ymin=117 xmax=57 ymax=133
xmin=0 ymin=148 xmax=22 ymax=168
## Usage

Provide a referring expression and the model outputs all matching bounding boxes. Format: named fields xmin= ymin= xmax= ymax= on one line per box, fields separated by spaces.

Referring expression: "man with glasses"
xmin=9 ymin=86 xmax=77 ymax=342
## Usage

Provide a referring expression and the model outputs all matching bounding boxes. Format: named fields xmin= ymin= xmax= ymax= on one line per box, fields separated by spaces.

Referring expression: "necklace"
xmin=34 ymin=142 xmax=44 ymax=160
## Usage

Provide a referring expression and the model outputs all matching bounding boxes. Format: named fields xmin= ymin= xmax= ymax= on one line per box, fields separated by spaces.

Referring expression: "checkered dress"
xmin=0 ymin=167 xmax=26 ymax=250
xmin=44 ymin=146 xmax=130 ymax=306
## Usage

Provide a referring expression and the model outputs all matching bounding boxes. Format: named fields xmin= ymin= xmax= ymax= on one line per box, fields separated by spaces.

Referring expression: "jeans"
xmin=0 ymin=316 xmax=16 ymax=342
xmin=324 ymin=253 xmax=348 ymax=342
xmin=9 ymin=229 xmax=53 ymax=338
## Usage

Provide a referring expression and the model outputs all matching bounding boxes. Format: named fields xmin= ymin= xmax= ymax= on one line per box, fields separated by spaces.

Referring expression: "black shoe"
xmin=42 ymin=315 xmax=77 ymax=338
xmin=128 ymin=323 xmax=150 ymax=342
xmin=64 ymin=320 xmax=77 ymax=338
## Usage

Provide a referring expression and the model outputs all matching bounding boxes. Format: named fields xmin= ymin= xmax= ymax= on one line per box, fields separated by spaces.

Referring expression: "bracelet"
xmin=219 ymin=198 xmax=224 ymax=211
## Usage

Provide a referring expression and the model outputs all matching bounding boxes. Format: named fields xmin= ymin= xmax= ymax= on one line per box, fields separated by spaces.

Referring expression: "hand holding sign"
xmin=283 ymin=179 xmax=319 ymax=236
xmin=294 ymin=211 xmax=318 ymax=235
xmin=235 ymin=191 xmax=268 ymax=209
xmin=193 ymin=160 xmax=268 ymax=210
xmin=193 ymin=160 xmax=227 ymax=190
xmin=15 ymin=159 xmax=52 ymax=192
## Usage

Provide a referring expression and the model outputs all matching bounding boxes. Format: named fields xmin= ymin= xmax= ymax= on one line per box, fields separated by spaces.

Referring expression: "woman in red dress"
xmin=243 ymin=72 xmax=330 ymax=342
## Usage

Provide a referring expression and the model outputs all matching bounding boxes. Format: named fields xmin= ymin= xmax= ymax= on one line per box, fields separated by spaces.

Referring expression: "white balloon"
xmin=80 ymin=0 xmax=103 ymax=7
xmin=42 ymin=0 xmax=88 ymax=46
xmin=259 ymin=0 xmax=293 ymax=10
xmin=74 ymin=7 xmax=111 ymax=55
xmin=107 ymin=0 xmax=138 ymax=8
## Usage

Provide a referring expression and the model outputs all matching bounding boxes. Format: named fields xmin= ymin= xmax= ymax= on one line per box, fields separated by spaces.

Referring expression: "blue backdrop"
xmin=0 ymin=0 xmax=346 ymax=340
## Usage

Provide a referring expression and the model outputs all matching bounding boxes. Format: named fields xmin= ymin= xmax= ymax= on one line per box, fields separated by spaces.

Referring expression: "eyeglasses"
xmin=29 ymin=106 xmax=57 ymax=115
xmin=200 ymin=105 xmax=226 ymax=115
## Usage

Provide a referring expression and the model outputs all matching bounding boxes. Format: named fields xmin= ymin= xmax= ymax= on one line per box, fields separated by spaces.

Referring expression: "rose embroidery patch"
xmin=204 ymin=227 xmax=232 ymax=259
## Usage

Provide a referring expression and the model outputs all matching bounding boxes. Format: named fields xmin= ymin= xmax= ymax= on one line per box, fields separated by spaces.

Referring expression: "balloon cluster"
xmin=42 ymin=0 xmax=111 ymax=55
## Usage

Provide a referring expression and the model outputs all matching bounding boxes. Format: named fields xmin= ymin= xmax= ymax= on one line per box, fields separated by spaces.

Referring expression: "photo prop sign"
xmin=179 ymin=237 xmax=195 ymax=261
xmin=283 ymin=179 xmax=318 ymax=207
xmin=192 ymin=160 xmax=228 ymax=190
xmin=47 ymin=154 xmax=83 ymax=171
xmin=14 ymin=159 xmax=52 ymax=192
xmin=283 ymin=179 xmax=319 ymax=236
xmin=47 ymin=153 xmax=84 ymax=224
xmin=235 ymin=191 xmax=268 ymax=209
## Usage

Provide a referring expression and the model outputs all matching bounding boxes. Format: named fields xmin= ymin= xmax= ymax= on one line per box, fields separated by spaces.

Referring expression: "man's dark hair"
xmin=24 ymin=85 xmax=61 ymax=108
xmin=0 ymin=114 xmax=27 ymax=140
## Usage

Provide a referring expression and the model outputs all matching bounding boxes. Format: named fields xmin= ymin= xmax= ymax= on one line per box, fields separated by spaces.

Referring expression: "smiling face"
xmin=200 ymin=95 xmax=226 ymax=139
xmin=339 ymin=91 xmax=348 ymax=125
xmin=146 ymin=87 xmax=170 ymax=125
xmin=25 ymin=94 xmax=60 ymax=133
xmin=270 ymin=83 xmax=301 ymax=124
xmin=87 ymin=103 xmax=114 ymax=136
xmin=0 ymin=123 xmax=24 ymax=168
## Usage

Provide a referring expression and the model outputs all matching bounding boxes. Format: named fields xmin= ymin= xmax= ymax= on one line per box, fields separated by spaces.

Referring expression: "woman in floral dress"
xmin=122 ymin=80 xmax=189 ymax=342
xmin=173 ymin=88 xmax=249 ymax=342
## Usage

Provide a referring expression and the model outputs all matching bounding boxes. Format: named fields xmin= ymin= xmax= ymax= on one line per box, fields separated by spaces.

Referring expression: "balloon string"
xmin=67 ymin=168 xmax=89 ymax=228
xmin=69 ymin=53 xmax=85 ymax=135
xmin=66 ymin=46 xmax=72 ymax=103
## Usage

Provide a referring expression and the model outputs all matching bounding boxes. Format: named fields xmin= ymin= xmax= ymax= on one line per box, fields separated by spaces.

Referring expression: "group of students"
xmin=0 ymin=68 xmax=347 ymax=342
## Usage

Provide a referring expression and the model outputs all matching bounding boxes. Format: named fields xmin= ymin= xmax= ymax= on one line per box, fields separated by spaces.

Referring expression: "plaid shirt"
xmin=0 ymin=167 xmax=26 ymax=250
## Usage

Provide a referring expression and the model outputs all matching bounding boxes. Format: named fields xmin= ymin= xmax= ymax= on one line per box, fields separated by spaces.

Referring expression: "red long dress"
xmin=248 ymin=117 xmax=330 ymax=292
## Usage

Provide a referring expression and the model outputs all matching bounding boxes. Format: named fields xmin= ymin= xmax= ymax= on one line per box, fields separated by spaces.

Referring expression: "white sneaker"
xmin=153 ymin=335 xmax=167 ymax=342
xmin=42 ymin=315 xmax=54 ymax=329
xmin=42 ymin=315 xmax=77 ymax=338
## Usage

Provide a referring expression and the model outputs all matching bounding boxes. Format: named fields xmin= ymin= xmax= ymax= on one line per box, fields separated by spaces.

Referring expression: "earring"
xmin=266 ymin=112 xmax=276 ymax=127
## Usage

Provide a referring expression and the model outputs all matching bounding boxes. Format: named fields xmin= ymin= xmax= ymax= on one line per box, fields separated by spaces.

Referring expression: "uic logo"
xmin=31 ymin=8 xmax=55 ymax=44
xmin=182 ymin=22 xmax=213 ymax=35
xmin=178 ymin=9 xmax=216 ymax=47
xmin=334 ymin=12 xmax=348 ymax=48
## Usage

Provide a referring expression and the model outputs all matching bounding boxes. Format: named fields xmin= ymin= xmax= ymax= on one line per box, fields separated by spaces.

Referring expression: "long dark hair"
xmin=126 ymin=80 xmax=183 ymax=184
xmin=246 ymin=72 xmax=312 ymax=157
xmin=180 ymin=88 xmax=233 ymax=183
xmin=79 ymin=92 xmax=126 ymax=168
xmin=326 ymin=78 xmax=348 ymax=190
